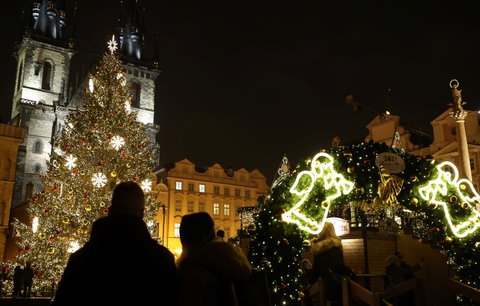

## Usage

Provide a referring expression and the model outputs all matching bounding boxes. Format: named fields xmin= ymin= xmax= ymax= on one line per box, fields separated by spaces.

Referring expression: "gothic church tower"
xmin=10 ymin=0 xmax=160 ymax=208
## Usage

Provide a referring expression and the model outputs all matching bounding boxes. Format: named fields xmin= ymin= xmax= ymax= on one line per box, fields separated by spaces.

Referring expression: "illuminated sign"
xmin=326 ymin=217 xmax=350 ymax=236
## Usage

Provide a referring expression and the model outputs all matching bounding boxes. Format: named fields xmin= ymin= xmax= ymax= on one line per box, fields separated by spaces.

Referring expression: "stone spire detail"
xmin=449 ymin=79 xmax=472 ymax=181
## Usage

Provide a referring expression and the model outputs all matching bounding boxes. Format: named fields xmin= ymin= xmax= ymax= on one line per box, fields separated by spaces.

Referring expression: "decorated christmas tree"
xmin=249 ymin=141 xmax=480 ymax=306
xmin=3 ymin=36 xmax=160 ymax=293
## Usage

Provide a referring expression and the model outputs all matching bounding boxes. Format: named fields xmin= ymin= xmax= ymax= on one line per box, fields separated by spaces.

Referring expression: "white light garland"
xmin=32 ymin=216 xmax=39 ymax=233
xmin=88 ymin=79 xmax=94 ymax=93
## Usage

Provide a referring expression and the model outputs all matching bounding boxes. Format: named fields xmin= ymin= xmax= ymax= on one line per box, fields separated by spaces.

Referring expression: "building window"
xmin=34 ymin=140 xmax=42 ymax=153
xmin=174 ymin=223 xmax=180 ymax=237
xmin=130 ymin=82 xmax=141 ymax=108
xmin=213 ymin=203 xmax=220 ymax=215
xmin=33 ymin=164 xmax=42 ymax=173
xmin=187 ymin=201 xmax=194 ymax=213
xmin=224 ymin=204 xmax=230 ymax=216
xmin=214 ymin=186 xmax=220 ymax=195
xmin=16 ymin=62 xmax=23 ymax=92
xmin=175 ymin=181 xmax=183 ymax=190
xmin=199 ymin=202 xmax=205 ymax=212
xmin=199 ymin=184 xmax=206 ymax=193
xmin=41 ymin=61 xmax=52 ymax=90
xmin=25 ymin=182 xmax=34 ymax=200
xmin=235 ymin=189 xmax=240 ymax=197
xmin=470 ymin=158 xmax=476 ymax=172
xmin=235 ymin=205 xmax=240 ymax=216
xmin=224 ymin=188 xmax=230 ymax=196
xmin=188 ymin=183 xmax=194 ymax=192
xmin=245 ymin=190 xmax=251 ymax=199
xmin=175 ymin=200 xmax=182 ymax=212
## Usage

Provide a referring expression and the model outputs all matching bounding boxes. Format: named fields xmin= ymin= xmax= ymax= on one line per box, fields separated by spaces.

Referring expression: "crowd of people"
xmin=49 ymin=181 xmax=252 ymax=306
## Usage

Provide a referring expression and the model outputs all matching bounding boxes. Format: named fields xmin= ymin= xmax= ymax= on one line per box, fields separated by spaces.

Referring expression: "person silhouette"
xmin=51 ymin=181 xmax=178 ymax=306
xmin=216 ymin=229 xmax=225 ymax=241
xmin=177 ymin=212 xmax=251 ymax=306
xmin=12 ymin=265 xmax=23 ymax=298
xmin=310 ymin=222 xmax=354 ymax=306
xmin=22 ymin=262 xmax=34 ymax=297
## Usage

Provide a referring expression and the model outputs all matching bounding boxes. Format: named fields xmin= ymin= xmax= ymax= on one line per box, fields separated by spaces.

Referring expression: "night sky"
xmin=2 ymin=0 xmax=480 ymax=184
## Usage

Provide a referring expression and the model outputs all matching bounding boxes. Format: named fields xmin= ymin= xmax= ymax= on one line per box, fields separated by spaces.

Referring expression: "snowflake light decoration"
xmin=91 ymin=172 xmax=108 ymax=188
xmin=67 ymin=241 xmax=80 ymax=253
xmin=141 ymin=179 xmax=152 ymax=192
xmin=65 ymin=154 xmax=77 ymax=170
xmin=107 ymin=35 xmax=118 ymax=53
xmin=110 ymin=135 xmax=125 ymax=151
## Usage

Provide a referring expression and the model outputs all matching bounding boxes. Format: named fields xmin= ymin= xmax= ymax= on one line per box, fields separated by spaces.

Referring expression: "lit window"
xmin=187 ymin=201 xmax=194 ymax=213
xmin=175 ymin=200 xmax=182 ymax=212
xmin=175 ymin=181 xmax=183 ymax=190
xmin=224 ymin=204 xmax=230 ymax=216
xmin=199 ymin=202 xmax=205 ymax=212
xmin=213 ymin=203 xmax=220 ymax=215
xmin=199 ymin=184 xmax=206 ymax=193
xmin=174 ymin=223 xmax=180 ymax=237
xmin=214 ymin=186 xmax=220 ymax=194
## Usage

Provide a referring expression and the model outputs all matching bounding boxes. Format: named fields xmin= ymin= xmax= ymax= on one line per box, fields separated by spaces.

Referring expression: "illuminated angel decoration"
xmin=282 ymin=152 xmax=354 ymax=234
xmin=418 ymin=161 xmax=480 ymax=238
xmin=377 ymin=165 xmax=404 ymax=207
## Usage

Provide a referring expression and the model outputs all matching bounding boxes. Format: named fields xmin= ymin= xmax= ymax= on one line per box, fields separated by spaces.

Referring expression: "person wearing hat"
xmin=52 ymin=181 xmax=178 ymax=306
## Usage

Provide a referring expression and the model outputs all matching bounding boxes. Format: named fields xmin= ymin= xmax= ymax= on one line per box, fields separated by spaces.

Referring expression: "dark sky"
xmin=2 ymin=0 xmax=480 ymax=184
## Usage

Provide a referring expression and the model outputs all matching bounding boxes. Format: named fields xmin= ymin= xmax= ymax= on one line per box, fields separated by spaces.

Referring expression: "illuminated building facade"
xmin=155 ymin=159 xmax=269 ymax=256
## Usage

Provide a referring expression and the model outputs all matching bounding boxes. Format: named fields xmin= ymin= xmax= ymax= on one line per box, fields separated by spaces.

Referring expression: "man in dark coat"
xmin=51 ymin=181 xmax=178 ymax=306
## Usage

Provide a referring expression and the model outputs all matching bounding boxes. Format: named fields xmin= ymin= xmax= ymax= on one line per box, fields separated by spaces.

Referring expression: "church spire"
xmin=28 ymin=0 xmax=71 ymax=47
xmin=117 ymin=0 xmax=145 ymax=61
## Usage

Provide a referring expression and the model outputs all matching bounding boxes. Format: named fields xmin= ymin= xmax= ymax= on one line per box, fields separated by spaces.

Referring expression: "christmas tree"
xmin=4 ymin=36 xmax=160 ymax=293
xmin=249 ymin=142 xmax=480 ymax=306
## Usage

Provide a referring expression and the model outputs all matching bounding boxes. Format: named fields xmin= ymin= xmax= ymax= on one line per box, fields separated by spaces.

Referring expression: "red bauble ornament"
xmin=33 ymin=195 xmax=40 ymax=201
xmin=72 ymin=169 xmax=78 ymax=175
